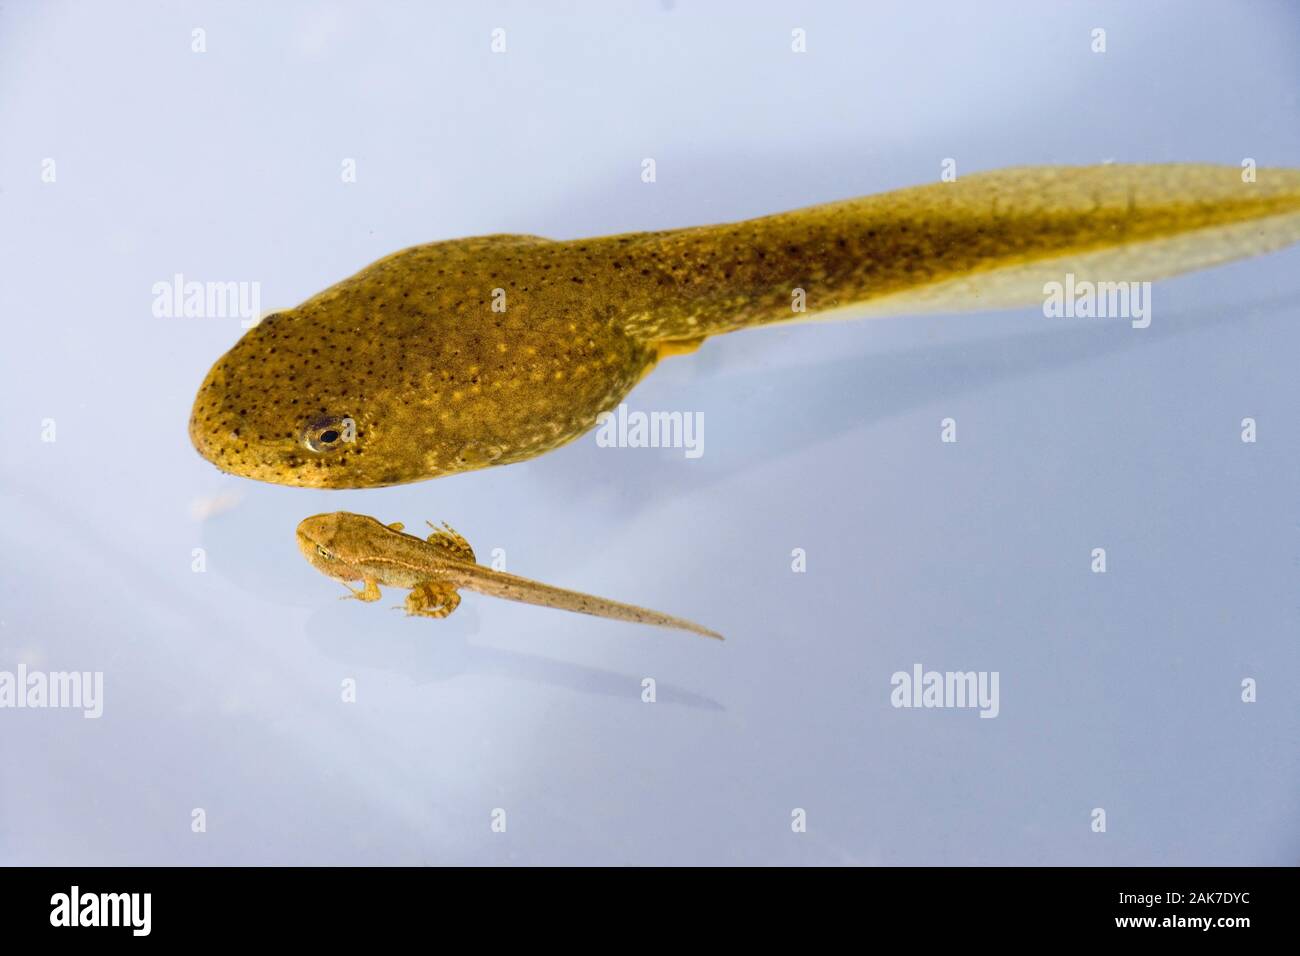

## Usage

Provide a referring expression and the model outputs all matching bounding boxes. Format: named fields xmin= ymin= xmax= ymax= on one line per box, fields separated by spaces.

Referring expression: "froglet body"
xmin=192 ymin=164 xmax=1300 ymax=487
xmin=296 ymin=512 xmax=722 ymax=639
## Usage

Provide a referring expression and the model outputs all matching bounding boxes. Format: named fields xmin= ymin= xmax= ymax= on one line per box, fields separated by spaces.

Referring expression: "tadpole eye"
xmin=302 ymin=415 xmax=355 ymax=453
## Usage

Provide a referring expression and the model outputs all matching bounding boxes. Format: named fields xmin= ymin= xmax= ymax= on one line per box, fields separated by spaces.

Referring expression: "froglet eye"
xmin=302 ymin=415 xmax=355 ymax=453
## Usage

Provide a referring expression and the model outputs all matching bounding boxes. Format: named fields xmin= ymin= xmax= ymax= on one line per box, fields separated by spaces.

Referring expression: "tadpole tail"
xmin=614 ymin=163 xmax=1300 ymax=343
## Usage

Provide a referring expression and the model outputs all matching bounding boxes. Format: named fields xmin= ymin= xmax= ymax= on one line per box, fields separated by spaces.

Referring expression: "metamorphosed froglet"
xmin=296 ymin=512 xmax=722 ymax=640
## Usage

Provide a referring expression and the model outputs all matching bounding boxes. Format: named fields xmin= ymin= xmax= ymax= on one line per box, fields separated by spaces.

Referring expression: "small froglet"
xmin=191 ymin=164 xmax=1300 ymax=488
xmin=296 ymin=512 xmax=722 ymax=640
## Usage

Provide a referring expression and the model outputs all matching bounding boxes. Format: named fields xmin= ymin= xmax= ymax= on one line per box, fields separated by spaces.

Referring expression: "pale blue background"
xmin=1 ymin=1 xmax=1296 ymax=865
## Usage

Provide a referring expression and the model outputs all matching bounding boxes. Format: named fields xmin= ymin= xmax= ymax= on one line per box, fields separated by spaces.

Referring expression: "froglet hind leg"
xmin=425 ymin=521 xmax=476 ymax=563
xmin=404 ymin=580 xmax=462 ymax=619
xmin=340 ymin=579 xmax=382 ymax=602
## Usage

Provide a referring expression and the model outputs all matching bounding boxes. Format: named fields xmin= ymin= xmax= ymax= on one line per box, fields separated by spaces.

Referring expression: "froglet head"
xmin=295 ymin=512 xmax=372 ymax=581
